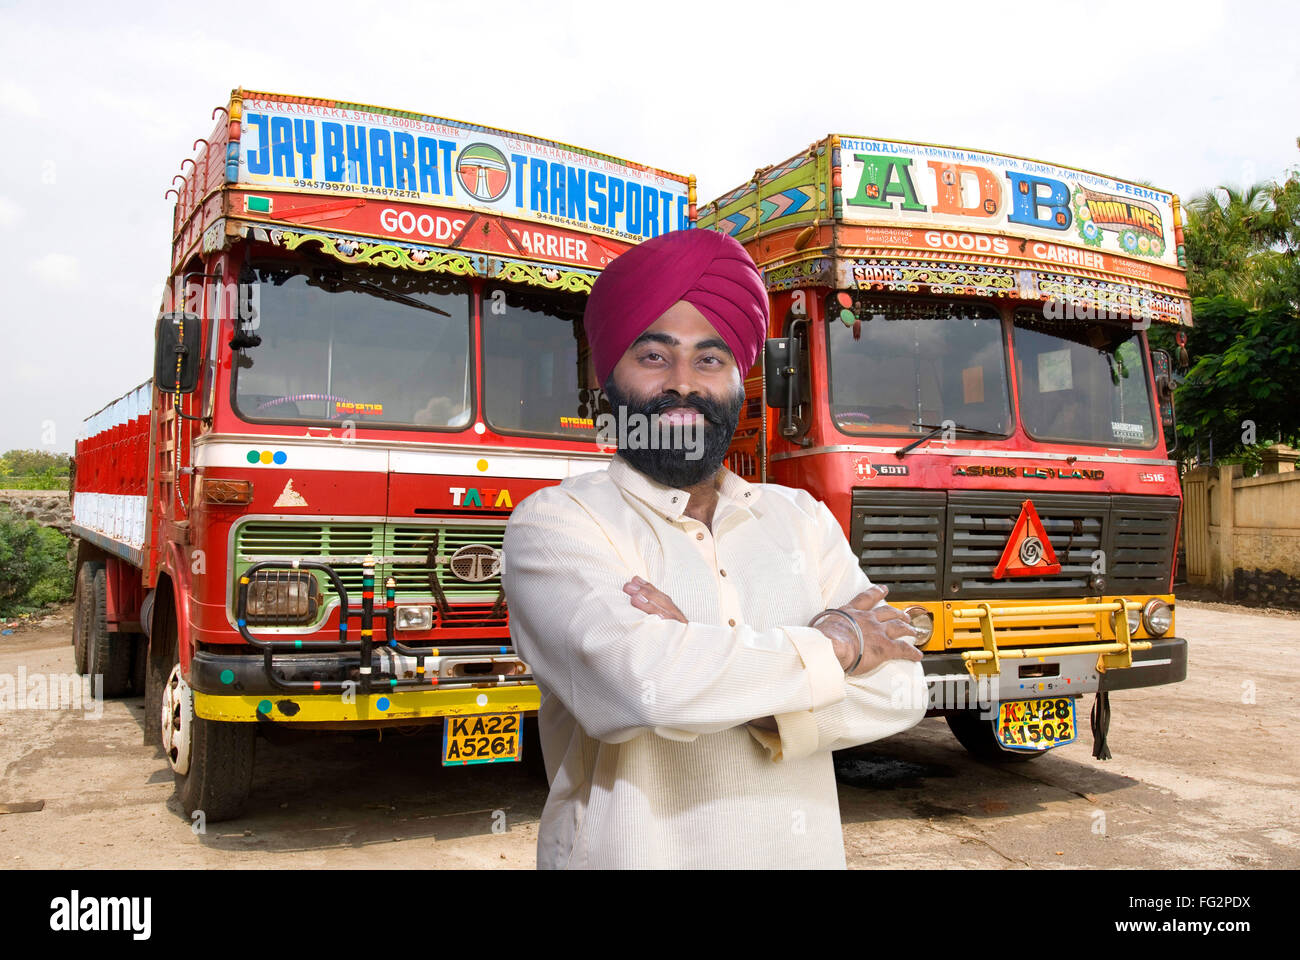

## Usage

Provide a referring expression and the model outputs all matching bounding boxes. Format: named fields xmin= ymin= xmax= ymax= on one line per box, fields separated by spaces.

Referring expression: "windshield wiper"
xmin=895 ymin=422 xmax=1005 ymax=459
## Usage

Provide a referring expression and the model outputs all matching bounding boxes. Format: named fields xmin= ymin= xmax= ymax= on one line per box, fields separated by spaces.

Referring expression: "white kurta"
xmin=502 ymin=453 xmax=926 ymax=869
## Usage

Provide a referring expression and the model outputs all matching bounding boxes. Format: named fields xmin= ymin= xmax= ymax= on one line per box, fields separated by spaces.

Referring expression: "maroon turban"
xmin=584 ymin=228 xmax=768 ymax=386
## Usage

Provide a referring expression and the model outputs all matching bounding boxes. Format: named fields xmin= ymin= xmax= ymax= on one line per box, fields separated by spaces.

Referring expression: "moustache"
xmin=637 ymin=393 xmax=729 ymax=425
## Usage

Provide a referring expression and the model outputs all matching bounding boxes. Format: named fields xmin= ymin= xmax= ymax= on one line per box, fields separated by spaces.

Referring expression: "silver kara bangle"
xmin=808 ymin=608 xmax=863 ymax=673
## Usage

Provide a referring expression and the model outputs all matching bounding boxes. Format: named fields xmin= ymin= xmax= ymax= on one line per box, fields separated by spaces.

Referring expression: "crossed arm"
xmin=502 ymin=490 xmax=926 ymax=756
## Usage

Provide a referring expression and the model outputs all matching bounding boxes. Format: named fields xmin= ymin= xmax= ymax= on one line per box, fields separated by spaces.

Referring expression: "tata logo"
xmin=448 ymin=545 xmax=503 ymax=583
xmin=456 ymin=143 xmax=510 ymax=202
xmin=449 ymin=486 xmax=514 ymax=508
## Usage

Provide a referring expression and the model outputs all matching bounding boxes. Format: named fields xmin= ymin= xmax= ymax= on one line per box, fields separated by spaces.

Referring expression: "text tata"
xmin=850 ymin=154 xmax=1077 ymax=232
xmin=449 ymin=486 xmax=513 ymax=508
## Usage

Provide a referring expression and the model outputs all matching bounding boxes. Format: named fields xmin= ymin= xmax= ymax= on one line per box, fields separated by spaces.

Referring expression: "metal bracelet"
xmin=809 ymin=607 xmax=863 ymax=674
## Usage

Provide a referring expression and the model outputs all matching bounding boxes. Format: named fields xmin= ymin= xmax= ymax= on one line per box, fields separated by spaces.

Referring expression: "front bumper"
xmin=921 ymin=637 xmax=1187 ymax=709
xmin=191 ymin=649 xmax=538 ymax=723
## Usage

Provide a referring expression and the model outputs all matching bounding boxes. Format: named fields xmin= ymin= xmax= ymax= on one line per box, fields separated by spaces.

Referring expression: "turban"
xmin=584 ymin=229 xmax=768 ymax=386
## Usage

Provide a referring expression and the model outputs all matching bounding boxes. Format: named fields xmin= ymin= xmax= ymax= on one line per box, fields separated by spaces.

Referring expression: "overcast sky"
xmin=1 ymin=0 xmax=1296 ymax=455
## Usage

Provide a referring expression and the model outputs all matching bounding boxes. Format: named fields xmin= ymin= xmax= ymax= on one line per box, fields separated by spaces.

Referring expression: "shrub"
xmin=0 ymin=506 xmax=74 ymax=617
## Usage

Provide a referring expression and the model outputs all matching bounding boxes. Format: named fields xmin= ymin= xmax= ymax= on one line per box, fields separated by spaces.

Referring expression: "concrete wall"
xmin=1184 ymin=446 xmax=1300 ymax=607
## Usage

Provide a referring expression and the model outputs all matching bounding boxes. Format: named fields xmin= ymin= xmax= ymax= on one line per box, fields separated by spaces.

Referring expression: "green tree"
xmin=0 ymin=449 xmax=71 ymax=490
xmin=1169 ymin=145 xmax=1300 ymax=467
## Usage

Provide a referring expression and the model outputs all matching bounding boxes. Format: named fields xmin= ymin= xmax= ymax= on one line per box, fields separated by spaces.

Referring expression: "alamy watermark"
xmin=155 ymin=276 xmax=259 ymax=324
xmin=594 ymin=407 xmax=706 ymax=460
xmin=0 ymin=668 xmax=103 ymax=718
xmin=1042 ymin=294 xmax=1154 ymax=329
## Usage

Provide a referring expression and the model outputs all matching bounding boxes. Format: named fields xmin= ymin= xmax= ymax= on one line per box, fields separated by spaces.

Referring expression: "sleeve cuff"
xmin=746 ymin=708 xmax=820 ymax=762
xmin=781 ymin=625 xmax=847 ymax=711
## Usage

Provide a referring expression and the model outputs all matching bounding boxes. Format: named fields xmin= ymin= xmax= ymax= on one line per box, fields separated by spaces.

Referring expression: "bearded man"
xmin=502 ymin=228 xmax=927 ymax=869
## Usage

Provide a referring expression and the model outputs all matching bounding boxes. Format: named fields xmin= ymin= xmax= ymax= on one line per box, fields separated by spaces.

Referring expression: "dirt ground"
xmin=1 ymin=600 xmax=1296 ymax=869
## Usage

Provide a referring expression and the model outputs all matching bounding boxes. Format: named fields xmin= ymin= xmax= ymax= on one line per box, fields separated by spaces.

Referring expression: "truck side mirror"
xmin=764 ymin=336 xmax=806 ymax=438
xmin=764 ymin=338 xmax=796 ymax=410
xmin=1151 ymin=348 xmax=1178 ymax=452
xmin=155 ymin=312 xmax=202 ymax=394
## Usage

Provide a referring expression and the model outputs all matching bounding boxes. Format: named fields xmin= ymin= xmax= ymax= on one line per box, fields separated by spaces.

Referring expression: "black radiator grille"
xmin=948 ymin=493 xmax=1104 ymax=598
xmin=1109 ymin=495 xmax=1181 ymax=594
xmin=850 ymin=489 xmax=1178 ymax=600
xmin=849 ymin=491 xmax=944 ymax=600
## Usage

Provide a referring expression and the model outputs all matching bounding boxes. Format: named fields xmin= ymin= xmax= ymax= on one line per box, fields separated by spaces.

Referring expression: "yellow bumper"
xmin=194 ymin=685 xmax=541 ymax=723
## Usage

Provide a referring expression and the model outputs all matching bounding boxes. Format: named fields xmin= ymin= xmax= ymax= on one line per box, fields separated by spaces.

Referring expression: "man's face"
xmin=601 ymin=301 xmax=746 ymax=489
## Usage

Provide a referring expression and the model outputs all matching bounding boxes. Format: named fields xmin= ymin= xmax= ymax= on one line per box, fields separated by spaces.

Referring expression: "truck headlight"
xmin=904 ymin=606 xmax=933 ymax=647
xmin=1142 ymin=599 xmax=1173 ymax=636
xmin=245 ymin=571 xmax=319 ymax=625
xmin=1109 ymin=604 xmax=1141 ymax=637
xmin=396 ymin=604 xmax=434 ymax=631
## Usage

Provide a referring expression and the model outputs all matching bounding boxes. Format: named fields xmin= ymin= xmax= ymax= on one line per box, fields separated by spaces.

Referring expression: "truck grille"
xmin=233 ymin=520 xmax=507 ymax=625
xmin=849 ymin=491 xmax=945 ymax=597
xmin=850 ymin=490 xmax=1178 ymax=601
xmin=948 ymin=492 xmax=1104 ymax=598
xmin=1109 ymin=495 xmax=1181 ymax=594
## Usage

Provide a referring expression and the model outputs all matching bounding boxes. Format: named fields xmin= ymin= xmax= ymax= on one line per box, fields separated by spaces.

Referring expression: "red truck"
xmin=70 ymin=88 xmax=693 ymax=820
xmin=701 ymin=135 xmax=1189 ymax=760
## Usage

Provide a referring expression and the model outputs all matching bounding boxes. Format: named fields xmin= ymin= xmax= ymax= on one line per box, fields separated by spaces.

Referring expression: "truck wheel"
xmin=72 ymin=562 xmax=102 ymax=675
xmin=151 ymin=595 xmax=256 ymax=822
xmin=946 ymin=712 xmax=1043 ymax=763
xmin=87 ymin=567 xmax=132 ymax=697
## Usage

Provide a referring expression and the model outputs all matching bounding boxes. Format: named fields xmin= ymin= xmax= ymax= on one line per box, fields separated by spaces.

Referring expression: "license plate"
xmin=997 ymin=697 xmax=1077 ymax=751
xmin=441 ymin=712 xmax=523 ymax=766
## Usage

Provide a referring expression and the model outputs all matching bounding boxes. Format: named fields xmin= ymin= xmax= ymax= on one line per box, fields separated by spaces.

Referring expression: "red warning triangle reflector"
xmin=992 ymin=500 xmax=1061 ymax=579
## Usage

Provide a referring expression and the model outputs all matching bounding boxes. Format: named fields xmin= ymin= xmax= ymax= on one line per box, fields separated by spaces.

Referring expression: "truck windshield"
xmin=482 ymin=285 xmax=602 ymax=440
xmin=233 ymin=264 xmax=472 ymax=429
xmin=825 ymin=298 xmax=1011 ymax=436
xmin=1012 ymin=308 xmax=1156 ymax=448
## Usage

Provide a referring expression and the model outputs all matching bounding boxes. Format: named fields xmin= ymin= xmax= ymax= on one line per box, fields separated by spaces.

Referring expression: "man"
xmin=502 ymin=228 xmax=927 ymax=869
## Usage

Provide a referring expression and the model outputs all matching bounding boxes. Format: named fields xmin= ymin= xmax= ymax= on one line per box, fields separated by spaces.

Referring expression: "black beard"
xmin=601 ymin=376 xmax=745 ymax=489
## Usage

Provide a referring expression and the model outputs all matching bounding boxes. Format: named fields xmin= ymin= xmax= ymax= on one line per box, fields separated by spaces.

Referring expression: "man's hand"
xmin=623 ymin=578 xmax=921 ymax=677
xmin=814 ymin=585 xmax=924 ymax=675
xmin=623 ymin=576 xmax=688 ymax=623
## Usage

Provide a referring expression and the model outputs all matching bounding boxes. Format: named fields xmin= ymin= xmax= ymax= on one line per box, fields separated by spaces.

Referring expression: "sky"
xmin=0 ymin=0 xmax=1296 ymax=455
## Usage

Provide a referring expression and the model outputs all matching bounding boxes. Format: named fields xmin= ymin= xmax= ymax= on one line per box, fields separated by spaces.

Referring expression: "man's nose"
xmin=657 ymin=357 xmax=704 ymax=401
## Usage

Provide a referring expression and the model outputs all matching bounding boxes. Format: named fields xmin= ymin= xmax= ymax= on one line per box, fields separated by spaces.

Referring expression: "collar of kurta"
xmin=606 ymin=454 xmax=760 ymax=524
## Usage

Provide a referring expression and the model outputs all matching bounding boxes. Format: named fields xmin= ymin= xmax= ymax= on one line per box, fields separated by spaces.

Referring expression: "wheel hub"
xmin=161 ymin=663 xmax=193 ymax=775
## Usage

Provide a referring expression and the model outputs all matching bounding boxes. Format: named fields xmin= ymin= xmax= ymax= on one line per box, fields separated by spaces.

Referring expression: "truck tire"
xmin=151 ymin=593 xmax=256 ymax=822
xmin=87 ymin=567 xmax=132 ymax=697
xmin=72 ymin=562 xmax=102 ymax=675
xmin=946 ymin=711 xmax=1043 ymax=763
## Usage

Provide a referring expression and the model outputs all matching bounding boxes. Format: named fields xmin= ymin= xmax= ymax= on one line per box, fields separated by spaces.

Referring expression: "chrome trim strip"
xmin=768 ymin=443 xmax=1174 ymax=466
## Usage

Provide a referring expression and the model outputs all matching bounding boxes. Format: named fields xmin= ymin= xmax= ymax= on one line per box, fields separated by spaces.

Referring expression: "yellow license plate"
xmin=997 ymin=697 xmax=1077 ymax=751
xmin=442 ymin=713 xmax=523 ymax=766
